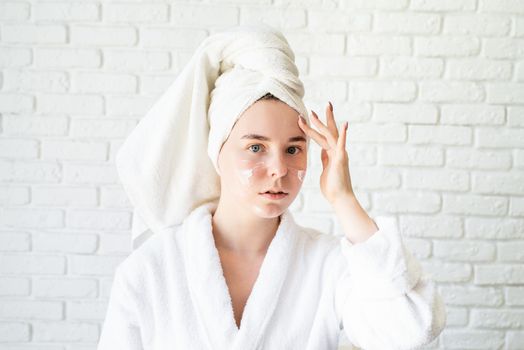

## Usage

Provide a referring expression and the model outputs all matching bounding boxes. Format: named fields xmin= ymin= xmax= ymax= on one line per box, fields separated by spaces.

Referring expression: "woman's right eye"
xmin=248 ymin=144 xmax=262 ymax=153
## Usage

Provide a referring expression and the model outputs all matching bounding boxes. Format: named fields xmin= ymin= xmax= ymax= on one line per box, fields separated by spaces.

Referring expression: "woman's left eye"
xmin=287 ymin=146 xmax=301 ymax=155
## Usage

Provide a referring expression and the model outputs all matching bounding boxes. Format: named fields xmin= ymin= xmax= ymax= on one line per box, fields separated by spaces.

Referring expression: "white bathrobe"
xmin=97 ymin=201 xmax=446 ymax=350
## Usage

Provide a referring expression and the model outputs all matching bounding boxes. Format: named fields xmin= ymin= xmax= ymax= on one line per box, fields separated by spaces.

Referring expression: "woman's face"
xmin=217 ymin=99 xmax=308 ymax=218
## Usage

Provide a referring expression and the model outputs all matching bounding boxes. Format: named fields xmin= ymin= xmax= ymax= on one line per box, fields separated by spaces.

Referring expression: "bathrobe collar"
xmin=183 ymin=200 xmax=299 ymax=350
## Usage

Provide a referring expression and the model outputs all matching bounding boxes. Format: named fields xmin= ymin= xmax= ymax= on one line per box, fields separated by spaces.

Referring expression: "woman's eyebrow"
xmin=241 ymin=134 xmax=307 ymax=143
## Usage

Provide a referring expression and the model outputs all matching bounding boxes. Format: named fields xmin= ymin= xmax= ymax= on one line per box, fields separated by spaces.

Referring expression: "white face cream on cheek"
xmin=233 ymin=158 xmax=307 ymax=194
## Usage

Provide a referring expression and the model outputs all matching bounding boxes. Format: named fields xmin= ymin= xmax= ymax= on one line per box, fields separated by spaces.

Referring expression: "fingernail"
xmin=328 ymin=101 xmax=333 ymax=112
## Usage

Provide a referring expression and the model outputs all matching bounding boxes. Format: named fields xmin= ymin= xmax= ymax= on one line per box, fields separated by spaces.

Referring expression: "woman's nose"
xmin=268 ymin=154 xmax=288 ymax=178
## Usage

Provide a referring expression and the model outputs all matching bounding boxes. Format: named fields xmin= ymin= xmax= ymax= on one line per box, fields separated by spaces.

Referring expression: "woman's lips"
xmin=259 ymin=192 xmax=288 ymax=200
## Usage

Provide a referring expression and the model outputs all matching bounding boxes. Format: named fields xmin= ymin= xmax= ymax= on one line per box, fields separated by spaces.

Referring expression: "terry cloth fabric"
xmin=114 ymin=24 xmax=311 ymax=249
xmin=97 ymin=200 xmax=446 ymax=350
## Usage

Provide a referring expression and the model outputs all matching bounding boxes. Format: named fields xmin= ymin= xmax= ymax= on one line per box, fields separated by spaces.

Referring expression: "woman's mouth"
xmin=259 ymin=191 xmax=288 ymax=200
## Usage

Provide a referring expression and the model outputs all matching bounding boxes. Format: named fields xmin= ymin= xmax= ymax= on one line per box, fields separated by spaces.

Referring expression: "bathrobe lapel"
xmin=184 ymin=201 xmax=299 ymax=350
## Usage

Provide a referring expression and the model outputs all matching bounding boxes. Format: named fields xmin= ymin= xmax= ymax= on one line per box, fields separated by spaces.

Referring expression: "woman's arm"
xmin=97 ymin=265 xmax=145 ymax=350
xmin=334 ymin=218 xmax=447 ymax=350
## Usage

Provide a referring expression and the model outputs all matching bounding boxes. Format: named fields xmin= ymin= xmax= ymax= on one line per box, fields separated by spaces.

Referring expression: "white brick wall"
xmin=1 ymin=0 xmax=523 ymax=349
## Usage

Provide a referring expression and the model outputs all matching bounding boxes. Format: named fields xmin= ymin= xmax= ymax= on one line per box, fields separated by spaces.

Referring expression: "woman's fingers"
xmin=326 ymin=102 xmax=339 ymax=140
xmin=337 ymin=121 xmax=348 ymax=152
xmin=298 ymin=115 xmax=330 ymax=150
xmin=310 ymin=110 xmax=338 ymax=149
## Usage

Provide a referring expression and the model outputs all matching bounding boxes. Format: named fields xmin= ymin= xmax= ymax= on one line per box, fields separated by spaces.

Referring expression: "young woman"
xmin=97 ymin=25 xmax=446 ymax=350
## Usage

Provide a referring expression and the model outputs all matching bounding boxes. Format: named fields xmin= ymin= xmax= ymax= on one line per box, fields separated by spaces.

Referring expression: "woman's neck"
xmin=211 ymin=197 xmax=281 ymax=257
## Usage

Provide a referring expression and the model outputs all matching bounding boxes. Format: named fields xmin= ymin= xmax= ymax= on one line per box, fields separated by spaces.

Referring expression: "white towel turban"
xmin=115 ymin=23 xmax=311 ymax=249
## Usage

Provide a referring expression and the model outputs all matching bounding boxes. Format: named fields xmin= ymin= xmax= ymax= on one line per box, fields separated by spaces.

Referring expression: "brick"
xmin=303 ymin=11 xmax=370 ymax=32
xmin=410 ymin=0 xmax=476 ymax=11
xmin=498 ymin=241 xmax=524 ymax=262
xmin=67 ymin=300 xmax=107 ymax=320
xmin=421 ymin=260 xmax=472 ymax=283
xmin=483 ymin=38 xmax=524 ymax=59
xmin=2 ymin=24 xmax=66 ymax=44
xmin=443 ymin=194 xmax=508 ymax=216
xmin=0 ymin=160 xmax=61 ymax=183
xmin=404 ymin=169 xmax=469 ymax=191
xmin=375 ymin=192 xmax=441 ymax=213
xmin=285 ymin=32 xmax=345 ymax=55
xmin=104 ymin=3 xmax=168 ymax=22
xmin=446 ymin=58 xmax=512 ymax=80
xmin=34 ymin=48 xmax=101 ymax=69
xmin=32 ymin=186 xmax=97 ymax=207
xmin=66 ymin=210 xmax=131 ymax=230
xmin=441 ymin=104 xmax=504 ymax=125
xmin=473 ymin=173 xmax=524 ymax=195
xmin=349 ymin=80 xmax=416 ymax=102
xmin=0 ymin=139 xmax=39 ymax=159
xmin=374 ymin=103 xmax=437 ymax=123
xmin=0 ymin=186 xmax=30 ymax=205
xmin=63 ymin=163 xmax=118 ymax=184
xmin=41 ymin=139 xmax=107 ymax=161
xmin=0 ymin=254 xmax=65 ymax=275
xmin=440 ymin=286 xmax=502 ymax=306
xmin=72 ymin=72 xmax=136 ymax=93
xmin=0 ymin=2 xmax=29 ymax=20
xmin=510 ymin=197 xmax=524 ymax=216
xmin=33 ymin=278 xmax=97 ymax=298
xmin=400 ymin=215 xmax=463 ymax=238
xmin=2 ymin=70 xmax=68 ymax=93
xmin=441 ymin=330 xmax=504 ymax=349
xmin=443 ymin=14 xmax=511 ymax=36
xmin=34 ymin=2 xmax=99 ymax=21
xmin=98 ymin=233 xmax=132 ymax=254
xmin=0 ymin=277 xmax=30 ymax=296
xmin=310 ymin=56 xmax=377 ymax=77
xmin=1 ymin=208 xmax=64 ymax=228
xmin=68 ymin=255 xmax=124 ymax=276
xmin=172 ymin=4 xmax=238 ymax=25
xmin=506 ymin=287 xmax=524 ymax=306
xmin=487 ymin=83 xmax=524 ymax=104
xmin=0 ymin=232 xmax=31 ymax=252
xmin=466 ymin=217 xmax=524 ymax=239
xmin=71 ymin=25 xmax=137 ymax=46
xmin=33 ymin=232 xmax=98 ymax=254
xmin=477 ymin=127 xmax=524 ymax=148
xmin=70 ymin=119 xmax=136 ymax=138
xmin=475 ymin=265 xmax=524 ymax=284
xmin=106 ymin=95 xmax=156 ymax=116
xmin=347 ymin=34 xmax=411 ymax=55
xmin=434 ymin=240 xmax=496 ymax=261
xmin=104 ymin=50 xmax=170 ymax=71
xmin=38 ymin=94 xmax=103 ymax=115
xmin=0 ymin=93 xmax=33 ymax=113
xmin=380 ymin=56 xmax=443 ymax=78
xmin=471 ymin=309 xmax=524 ymax=329
xmin=3 ymin=115 xmax=69 ymax=136
xmin=419 ymin=81 xmax=484 ymax=102
xmin=340 ymin=0 xmax=408 ymax=10
xmin=375 ymin=12 xmax=440 ymax=34
xmin=0 ymin=323 xmax=29 ymax=341
xmin=447 ymin=148 xmax=511 ymax=170
xmin=33 ymin=322 xmax=98 ymax=342
xmin=415 ymin=36 xmax=480 ymax=57
xmin=379 ymin=145 xmax=443 ymax=166
xmin=409 ymin=125 xmax=472 ymax=145
xmin=0 ymin=47 xmax=31 ymax=67
xmin=480 ymin=0 xmax=524 ymax=13
xmin=140 ymin=28 xmax=207 ymax=49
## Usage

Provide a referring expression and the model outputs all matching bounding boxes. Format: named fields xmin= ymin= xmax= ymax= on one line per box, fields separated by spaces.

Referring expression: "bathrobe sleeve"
xmin=334 ymin=219 xmax=446 ymax=350
xmin=97 ymin=264 xmax=144 ymax=350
